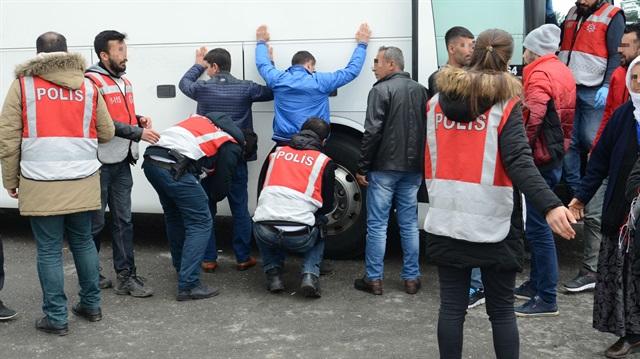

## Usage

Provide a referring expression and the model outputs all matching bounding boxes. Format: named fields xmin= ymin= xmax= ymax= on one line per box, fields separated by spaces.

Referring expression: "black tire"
xmin=323 ymin=132 xmax=367 ymax=259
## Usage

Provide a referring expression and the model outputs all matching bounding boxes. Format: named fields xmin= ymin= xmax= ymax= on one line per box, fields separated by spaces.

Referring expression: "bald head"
xmin=36 ymin=32 xmax=67 ymax=53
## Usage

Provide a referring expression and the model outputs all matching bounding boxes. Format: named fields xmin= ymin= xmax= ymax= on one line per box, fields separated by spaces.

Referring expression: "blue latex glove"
xmin=594 ymin=87 xmax=609 ymax=110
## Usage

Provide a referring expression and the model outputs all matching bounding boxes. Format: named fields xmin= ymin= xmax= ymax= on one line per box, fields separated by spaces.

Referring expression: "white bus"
xmin=0 ymin=0 xmax=551 ymax=258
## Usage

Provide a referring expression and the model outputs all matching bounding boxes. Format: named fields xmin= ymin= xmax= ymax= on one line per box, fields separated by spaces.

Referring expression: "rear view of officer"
xmin=253 ymin=117 xmax=335 ymax=298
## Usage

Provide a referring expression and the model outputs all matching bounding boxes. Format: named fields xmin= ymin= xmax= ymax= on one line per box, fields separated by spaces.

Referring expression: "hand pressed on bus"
xmin=256 ymin=25 xmax=270 ymax=42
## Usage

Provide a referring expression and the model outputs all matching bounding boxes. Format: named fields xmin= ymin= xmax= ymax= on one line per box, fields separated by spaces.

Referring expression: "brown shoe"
xmin=202 ymin=261 xmax=217 ymax=273
xmin=605 ymin=337 xmax=640 ymax=358
xmin=237 ymin=257 xmax=256 ymax=271
xmin=354 ymin=276 xmax=383 ymax=295
xmin=404 ymin=279 xmax=421 ymax=294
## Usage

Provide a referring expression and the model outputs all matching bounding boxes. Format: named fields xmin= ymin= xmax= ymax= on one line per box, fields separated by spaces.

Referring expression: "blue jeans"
xmin=30 ymin=212 xmax=100 ymax=325
xmin=365 ymin=171 xmax=422 ymax=281
xmin=525 ymin=166 xmax=562 ymax=304
xmin=562 ymin=86 xmax=604 ymax=190
xmin=202 ymin=162 xmax=252 ymax=263
xmin=471 ymin=268 xmax=483 ymax=290
xmin=254 ymin=223 xmax=323 ymax=276
xmin=91 ymin=160 xmax=135 ymax=273
xmin=143 ymin=161 xmax=212 ymax=291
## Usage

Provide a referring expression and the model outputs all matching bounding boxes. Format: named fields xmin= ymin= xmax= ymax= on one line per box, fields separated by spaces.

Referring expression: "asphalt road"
xmin=0 ymin=211 xmax=617 ymax=358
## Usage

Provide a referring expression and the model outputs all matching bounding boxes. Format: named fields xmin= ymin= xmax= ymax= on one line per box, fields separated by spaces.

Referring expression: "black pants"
xmin=0 ymin=236 xmax=4 ymax=292
xmin=437 ymin=265 xmax=519 ymax=359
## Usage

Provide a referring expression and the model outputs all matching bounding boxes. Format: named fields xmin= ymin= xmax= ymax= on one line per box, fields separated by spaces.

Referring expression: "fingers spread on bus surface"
xmin=356 ymin=23 xmax=371 ymax=43
xmin=256 ymin=24 xmax=270 ymax=42
xmin=545 ymin=206 xmax=576 ymax=240
xmin=196 ymin=46 xmax=207 ymax=64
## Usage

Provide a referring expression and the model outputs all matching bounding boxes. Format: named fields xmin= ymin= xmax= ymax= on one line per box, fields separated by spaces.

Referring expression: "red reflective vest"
xmin=424 ymin=96 xmax=517 ymax=243
xmin=19 ymin=76 xmax=100 ymax=181
xmin=154 ymin=114 xmax=237 ymax=160
xmin=253 ymin=146 xmax=330 ymax=226
xmin=85 ymin=71 xmax=138 ymax=163
xmin=558 ymin=4 xmax=622 ymax=86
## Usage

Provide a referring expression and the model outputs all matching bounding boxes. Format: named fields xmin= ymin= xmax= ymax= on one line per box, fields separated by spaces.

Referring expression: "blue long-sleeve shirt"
xmin=256 ymin=41 xmax=367 ymax=141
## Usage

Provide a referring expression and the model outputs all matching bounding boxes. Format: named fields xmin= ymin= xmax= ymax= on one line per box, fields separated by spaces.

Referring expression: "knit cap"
xmin=523 ymin=24 xmax=561 ymax=56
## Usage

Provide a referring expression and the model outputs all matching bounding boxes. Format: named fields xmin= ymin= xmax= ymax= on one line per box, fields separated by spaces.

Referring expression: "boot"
xmin=265 ymin=268 xmax=284 ymax=293
xmin=301 ymin=273 xmax=321 ymax=298
xmin=114 ymin=268 xmax=154 ymax=297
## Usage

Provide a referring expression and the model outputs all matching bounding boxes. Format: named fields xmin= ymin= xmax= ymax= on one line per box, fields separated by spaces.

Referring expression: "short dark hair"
xmin=301 ymin=117 xmax=330 ymax=140
xmin=242 ymin=129 xmax=258 ymax=159
xmin=624 ymin=23 xmax=640 ymax=41
xmin=203 ymin=48 xmax=231 ymax=72
xmin=94 ymin=30 xmax=127 ymax=57
xmin=445 ymin=26 xmax=474 ymax=47
xmin=36 ymin=32 xmax=67 ymax=53
xmin=291 ymin=51 xmax=316 ymax=66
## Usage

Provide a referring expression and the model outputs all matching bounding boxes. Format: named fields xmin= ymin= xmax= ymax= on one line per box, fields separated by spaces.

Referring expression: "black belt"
xmin=144 ymin=156 xmax=175 ymax=171
xmin=262 ymin=223 xmax=311 ymax=236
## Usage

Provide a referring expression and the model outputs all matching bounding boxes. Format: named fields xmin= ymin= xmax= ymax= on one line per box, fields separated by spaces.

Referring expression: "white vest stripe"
xmin=85 ymin=72 xmax=109 ymax=88
xmin=480 ymin=104 xmax=503 ymax=185
xmin=22 ymin=76 xmax=38 ymax=137
xmin=426 ymin=95 xmax=439 ymax=179
xmin=82 ymin=79 xmax=95 ymax=137
xmin=263 ymin=151 xmax=278 ymax=185
xmin=304 ymin=153 xmax=329 ymax=196
xmin=196 ymin=131 xmax=234 ymax=146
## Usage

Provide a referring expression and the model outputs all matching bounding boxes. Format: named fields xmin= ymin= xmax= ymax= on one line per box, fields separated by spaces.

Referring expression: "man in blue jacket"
xmin=255 ymin=23 xmax=371 ymax=143
xmin=179 ymin=47 xmax=273 ymax=274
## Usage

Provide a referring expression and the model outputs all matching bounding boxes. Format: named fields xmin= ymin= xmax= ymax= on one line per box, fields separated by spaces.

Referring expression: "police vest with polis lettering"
xmin=19 ymin=76 xmax=101 ymax=181
xmin=253 ymin=146 xmax=330 ymax=226
xmin=153 ymin=114 xmax=237 ymax=161
xmin=558 ymin=4 xmax=622 ymax=87
xmin=85 ymin=70 xmax=139 ymax=163
xmin=423 ymin=95 xmax=518 ymax=243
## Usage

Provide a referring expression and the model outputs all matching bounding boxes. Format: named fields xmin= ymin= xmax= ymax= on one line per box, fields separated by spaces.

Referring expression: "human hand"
xmin=356 ymin=173 xmax=369 ymax=186
xmin=568 ymin=198 xmax=586 ymax=220
xmin=356 ymin=23 xmax=371 ymax=43
xmin=7 ymin=188 xmax=18 ymax=199
xmin=256 ymin=25 xmax=270 ymax=42
xmin=139 ymin=116 xmax=152 ymax=129
xmin=594 ymin=87 xmax=608 ymax=110
xmin=195 ymin=46 xmax=207 ymax=65
xmin=545 ymin=206 xmax=577 ymax=239
xmin=141 ymin=128 xmax=161 ymax=144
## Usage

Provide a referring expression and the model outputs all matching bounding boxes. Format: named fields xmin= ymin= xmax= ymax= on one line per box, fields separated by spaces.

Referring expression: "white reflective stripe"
xmin=263 ymin=151 xmax=278 ymax=186
xmin=480 ymin=105 xmax=504 ymax=185
xmin=567 ymin=52 xmax=607 ymax=86
xmin=82 ymin=79 xmax=95 ymax=137
xmin=196 ymin=131 xmax=233 ymax=145
xmin=591 ymin=5 xmax=617 ymax=24
xmin=425 ymin=95 xmax=439 ymax=179
xmin=22 ymin=76 xmax=38 ymax=138
xmin=21 ymin=137 xmax=100 ymax=181
xmin=85 ymin=72 xmax=109 ymax=87
xmin=253 ymin=185 xmax=321 ymax=226
xmin=424 ymin=179 xmax=513 ymax=243
xmin=155 ymin=126 xmax=205 ymax=160
xmin=85 ymin=73 xmax=122 ymax=95
xmin=125 ymin=85 xmax=133 ymax=93
xmin=304 ymin=153 xmax=328 ymax=196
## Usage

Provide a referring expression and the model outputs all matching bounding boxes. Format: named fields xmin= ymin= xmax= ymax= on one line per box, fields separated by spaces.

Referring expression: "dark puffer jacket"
xmin=425 ymin=66 xmax=564 ymax=272
xmin=357 ymin=71 xmax=428 ymax=175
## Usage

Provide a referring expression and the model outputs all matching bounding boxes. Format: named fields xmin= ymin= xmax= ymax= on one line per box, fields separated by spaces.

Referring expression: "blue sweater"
xmin=256 ymin=41 xmax=367 ymax=141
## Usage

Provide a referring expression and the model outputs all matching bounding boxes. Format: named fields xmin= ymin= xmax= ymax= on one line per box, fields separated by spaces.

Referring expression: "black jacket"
xmin=357 ymin=71 xmax=428 ymax=175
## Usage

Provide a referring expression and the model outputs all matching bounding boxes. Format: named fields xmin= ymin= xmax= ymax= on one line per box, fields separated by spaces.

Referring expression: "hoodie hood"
xmin=205 ymin=112 xmax=245 ymax=146
xmin=435 ymin=66 xmax=521 ymax=122
xmin=14 ymin=52 xmax=87 ymax=90
xmin=290 ymin=130 xmax=324 ymax=151
xmin=86 ymin=62 xmax=125 ymax=78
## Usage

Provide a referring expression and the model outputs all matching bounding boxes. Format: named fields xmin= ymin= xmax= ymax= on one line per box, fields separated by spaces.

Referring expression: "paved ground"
xmin=0 ymin=211 xmax=618 ymax=358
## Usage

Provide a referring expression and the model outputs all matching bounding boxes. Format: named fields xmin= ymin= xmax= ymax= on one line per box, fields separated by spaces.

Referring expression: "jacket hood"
xmin=290 ymin=130 xmax=324 ymax=151
xmin=435 ymin=66 xmax=521 ymax=122
xmin=14 ymin=52 xmax=87 ymax=89
xmin=205 ymin=112 xmax=245 ymax=146
xmin=86 ymin=62 xmax=125 ymax=78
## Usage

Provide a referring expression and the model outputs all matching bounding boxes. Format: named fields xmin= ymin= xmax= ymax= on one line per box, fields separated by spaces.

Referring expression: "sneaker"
xmin=563 ymin=268 xmax=596 ymax=292
xmin=514 ymin=281 xmax=537 ymax=300
xmin=114 ymin=268 xmax=154 ymax=297
xmin=176 ymin=284 xmax=219 ymax=301
xmin=468 ymin=287 xmax=486 ymax=309
xmin=98 ymin=274 xmax=112 ymax=289
xmin=514 ymin=296 xmax=559 ymax=317
xmin=0 ymin=300 xmax=17 ymax=320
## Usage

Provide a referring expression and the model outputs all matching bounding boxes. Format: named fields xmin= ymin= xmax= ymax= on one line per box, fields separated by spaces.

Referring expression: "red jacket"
xmin=523 ymin=54 xmax=576 ymax=170
xmin=591 ymin=66 xmax=629 ymax=150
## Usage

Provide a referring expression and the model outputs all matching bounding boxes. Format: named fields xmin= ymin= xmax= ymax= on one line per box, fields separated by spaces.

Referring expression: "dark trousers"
xmin=437 ymin=265 xmax=519 ymax=359
xmin=0 ymin=236 xmax=4 ymax=292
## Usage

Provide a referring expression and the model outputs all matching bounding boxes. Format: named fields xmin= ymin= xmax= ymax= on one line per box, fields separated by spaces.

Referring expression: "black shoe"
xmin=266 ymin=268 xmax=284 ymax=293
xmin=71 ymin=303 xmax=102 ymax=322
xmin=319 ymin=261 xmax=335 ymax=275
xmin=176 ymin=284 xmax=219 ymax=301
xmin=115 ymin=268 xmax=154 ymax=297
xmin=35 ymin=317 xmax=68 ymax=336
xmin=563 ymin=267 xmax=596 ymax=292
xmin=0 ymin=300 xmax=17 ymax=320
xmin=98 ymin=274 xmax=112 ymax=289
xmin=301 ymin=273 xmax=321 ymax=298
